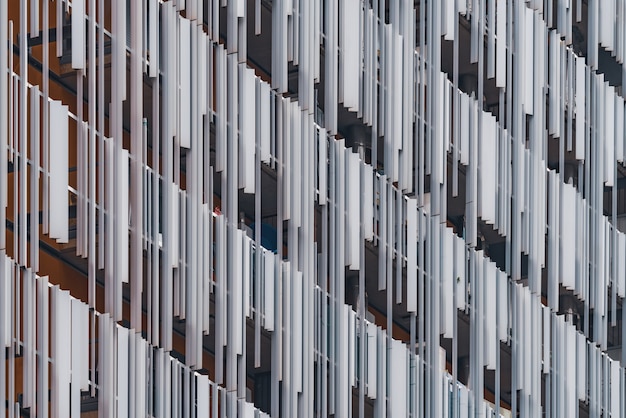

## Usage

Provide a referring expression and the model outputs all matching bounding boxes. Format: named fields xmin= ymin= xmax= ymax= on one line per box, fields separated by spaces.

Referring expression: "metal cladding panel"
xmin=375 ymin=326 xmax=386 ymax=417
xmin=484 ymin=261 xmax=497 ymax=370
xmin=1 ymin=253 xmax=10 ymax=347
xmin=0 ymin=0 xmax=7 ymax=252
xmin=240 ymin=66 xmax=256 ymax=193
xmin=549 ymin=30 xmax=561 ymax=137
xmin=610 ymin=358 xmax=620 ymax=416
xmin=118 ymin=148 xmax=130 ymax=284
xmin=243 ymin=236 xmax=251 ymax=319
xmin=407 ymin=198 xmax=418 ymax=313
xmin=458 ymin=0 xmax=467 ymax=15
xmin=71 ymin=299 xmax=89 ymax=390
xmin=49 ymin=101 xmax=69 ymax=243
xmin=344 ymin=151 xmax=357 ymax=269
xmin=572 ymin=79 xmax=586 ymax=178
xmin=197 ymin=374 xmax=209 ymax=415
xmin=366 ymin=322 xmax=377 ymax=399
xmin=148 ymin=0 xmax=159 ymax=77
xmin=363 ymin=163 xmax=374 ymax=241
xmin=340 ymin=0 xmax=360 ymax=111
xmin=498 ymin=270 xmax=508 ymax=343
xmin=389 ymin=339 xmax=408 ymax=417
xmin=455 ymin=234 xmax=467 ymax=310
xmin=2 ymin=2 xmax=626 ymax=417
xmin=524 ymin=7 xmax=535 ymax=115
xmin=543 ymin=306 xmax=550 ymax=374
xmin=22 ymin=269 xmax=35 ymax=409
xmin=561 ymin=183 xmax=576 ymax=290
xmin=460 ymin=92 xmax=470 ymax=165
xmin=619 ymin=232 xmax=626 ymax=298
xmin=442 ymin=227 xmax=454 ymax=338
xmin=179 ymin=17 xmax=192 ymax=149
xmin=113 ymin=0 xmax=126 ymax=101
xmin=52 ymin=288 xmax=71 ymax=418
xmin=293 ymin=271 xmax=304 ymax=392
xmin=616 ymin=95 xmax=624 ymax=163
xmin=605 ymin=84 xmax=616 ymax=186
xmin=260 ymin=80 xmax=272 ymax=164
xmin=71 ymin=0 xmax=85 ymax=69
xmin=232 ymin=229 xmax=244 ymax=355
xmin=459 ymin=383 xmax=469 ymax=418
xmin=117 ymin=325 xmax=129 ymax=418
xmin=36 ymin=275 xmax=49 ymax=417
xmin=264 ymin=251 xmax=275 ymax=331
xmin=442 ymin=0 xmax=455 ymax=41
xmin=479 ymin=112 xmax=497 ymax=224
xmin=496 ymin=0 xmax=506 ymax=87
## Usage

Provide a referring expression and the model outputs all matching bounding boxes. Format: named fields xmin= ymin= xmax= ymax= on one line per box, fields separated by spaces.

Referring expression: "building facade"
xmin=1 ymin=0 xmax=626 ymax=417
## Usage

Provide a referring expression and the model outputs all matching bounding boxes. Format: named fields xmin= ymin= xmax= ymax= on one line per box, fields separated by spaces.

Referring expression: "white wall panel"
xmin=524 ymin=8 xmax=535 ymax=114
xmin=197 ymin=374 xmax=209 ymax=416
xmin=113 ymin=0 xmax=126 ymax=101
xmin=561 ymin=183 xmax=576 ymax=290
xmin=118 ymin=149 xmax=130 ymax=284
xmin=1 ymin=253 xmax=10 ymax=347
xmin=543 ymin=306 xmax=550 ymax=374
xmin=484 ymin=261 xmax=496 ymax=370
xmin=459 ymin=383 xmax=469 ymax=418
xmin=575 ymin=56 xmax=586 ymax=160
xmin=318 ymin=128 xmax=327 ymax=205
xmin=241 ymin=67 xmax=256 ymax=193
xmin=479 ymin=112 xmax=497 ymax=223
xmin=71 ymin=0 xmax=85 ymax=69
xmin=618 ymin=232 xmax=626 ymax=298
xmin=0 ymin=0 xmax=6 ymax=253
xmin=599 ymin=0 xmax=614 ymax=50
xmin=71 ymin=299 xmax=89 ymax=394
xmin=117 ymin=325 xmax=129 ymax=418
xmin=340 ymin=0 xmax=360 ymax=111
xmin=442 ymin=227 xmax=454 ymax=338
xmin=148 ymin=0 xmax=159 ymax=77
xmin=458 ymin=0 xmax=467 ymax=15
xmin=610 ymin=358 xmax=619 ymax=416
xmin=52 ymin=288 xmax=71 ymax=418
xmin=260 ymin=81 xmax=271 ymax=164
xmin=293 ymin=271 xmax=304 ymax=392
xmin=36 ymin=275 xmax=49 ymax=417
xmin=389 ymin=339 xmax=407 ymax=417
xmin=363 ymin=164 xmax=374 ymax=241
xmin=346 ymin=151 xmax=360 ymax=270
xmin=605 ymin=85 xmax=616 ymax=186
xmin=366 ymin=322 xmax=377 ymax=399
xmin=376 ymin=326 xmax=386 ymax=417
xmin=179 ymin=17 xmax=191 ymax=149
xmin=49 ymin=101 xmax=69 ymax=243
xmin=455 ymin=235 xmax=466 ymax=310
xmin=443 ymin=0 xmax=455 ymax=41
xmin=549 ymin=31 xmax=561 ymax=137
xmin=496 ymin=0 xmax=506 ymax=87
xmin=348 ymin=309 xmax=355 ymax=387
xmin=576 ymin=333 xmax=587 ymax=401
xmin=616 ymin=95 xmax=624 ymax=163
xmin=243 ymin=236 xmax=251 ymax=320
xmin=460 ymin=93 xmax=470 ymax=165
xmin=264 ymin=251 xmax=275 ymax=332
xmin=22 ymin=269 xmax=35 ymax=410
xmin=407 ymin=198 xmax=418 ymax=313
xmin=233 ymin=230 xmax=244 ymax=355
xmin=498 ymin=270 xmax=508 ymax=342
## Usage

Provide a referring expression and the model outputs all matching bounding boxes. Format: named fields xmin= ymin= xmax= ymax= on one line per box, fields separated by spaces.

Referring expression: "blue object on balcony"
xmin=250 ymin=223 xmax=278 ymax=253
